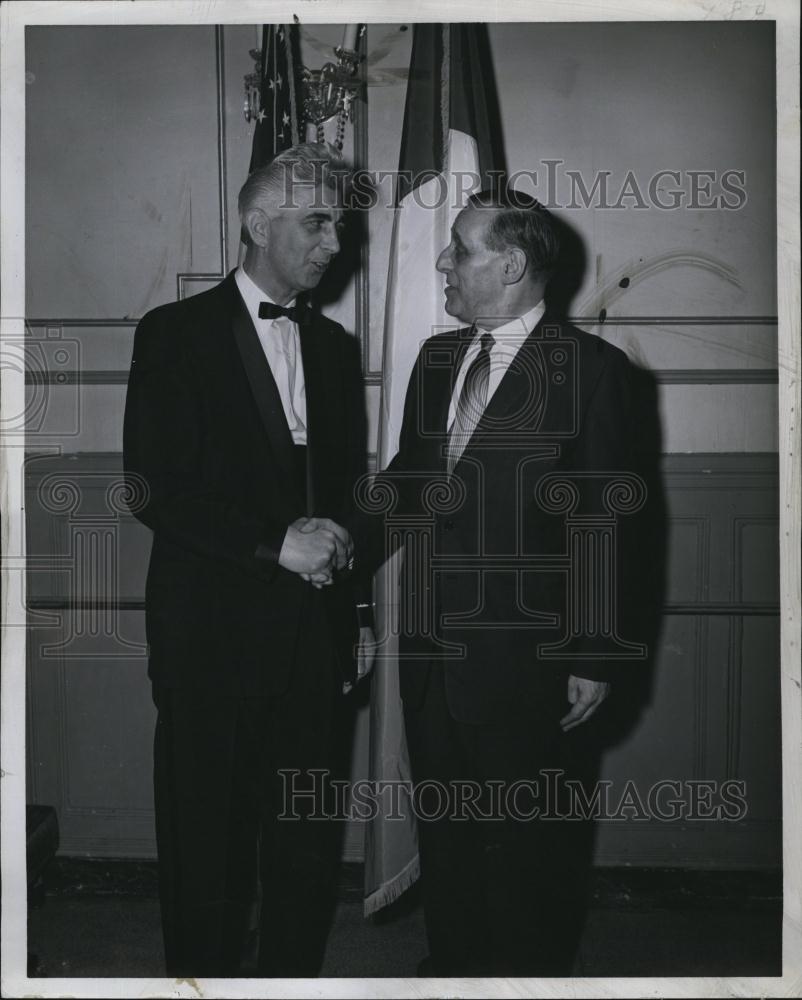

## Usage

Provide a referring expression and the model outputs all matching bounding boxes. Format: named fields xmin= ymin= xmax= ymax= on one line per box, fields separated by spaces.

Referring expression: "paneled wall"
xmin=25 ymin=22 xmax=779 ymax=867
xmin=596 ymin=454 xmax=780 ymax=866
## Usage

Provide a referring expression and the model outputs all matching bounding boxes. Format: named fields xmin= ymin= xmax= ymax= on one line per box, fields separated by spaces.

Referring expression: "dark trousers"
xmin=404 ymin=664 xmax=594 ymax=977
xmin=152 ymin=613 xmax=341 ymax=978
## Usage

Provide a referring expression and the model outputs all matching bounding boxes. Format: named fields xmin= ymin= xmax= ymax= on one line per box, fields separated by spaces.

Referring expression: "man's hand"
xmin=299 ymin=517 xmax=353 ymax=570
xmin=560 ymin=675 xmax=610 ymax=732
xmin=279 ymin=517 xmax=340 ymax=580
xmin=342 ymin=626 xmax=376 ymax=694
xmin=297 ymin=517 xmax=354 ymax=588
xmin=357 ymin=626 xmax=376 ymax=681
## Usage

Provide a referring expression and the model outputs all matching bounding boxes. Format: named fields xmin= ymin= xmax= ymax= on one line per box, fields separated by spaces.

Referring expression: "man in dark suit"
xmin=123 ymin=143 xmax=373 ymax=978
xmin=356 ymin=189 xmax=641 ymax=976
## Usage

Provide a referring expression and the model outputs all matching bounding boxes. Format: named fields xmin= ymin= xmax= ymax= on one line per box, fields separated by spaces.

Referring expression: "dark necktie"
xmin=259 ymin=301 xmax=301 ymax=323
xmin=446 ymin=331 xmax=495 ymax=473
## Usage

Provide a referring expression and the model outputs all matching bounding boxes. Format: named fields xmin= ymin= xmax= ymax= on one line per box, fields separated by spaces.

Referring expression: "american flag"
xmin=249 ymin=24 xmax=301 ymax=172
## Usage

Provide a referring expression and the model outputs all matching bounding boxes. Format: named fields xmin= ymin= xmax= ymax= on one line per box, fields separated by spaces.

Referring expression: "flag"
xmin=249 ymin=24 xmax=301 ymax=173
xmin=364 ymin=23 xmax=506 ymax=915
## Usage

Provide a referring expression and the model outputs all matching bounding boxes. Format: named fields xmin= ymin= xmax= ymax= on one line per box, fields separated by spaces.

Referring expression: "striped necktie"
xmin=446 ymin=331 xmax=495 ymax=474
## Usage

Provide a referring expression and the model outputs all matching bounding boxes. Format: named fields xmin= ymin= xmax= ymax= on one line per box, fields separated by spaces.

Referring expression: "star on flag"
xmin=249 ymin=24 xmax=300 ymax=172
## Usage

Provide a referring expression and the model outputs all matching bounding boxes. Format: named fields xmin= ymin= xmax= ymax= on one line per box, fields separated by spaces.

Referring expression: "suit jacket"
xmin=357 ymin=313 xmax=637 ymax=725
xmin=123 ymin=271 xmax=367 ymax=695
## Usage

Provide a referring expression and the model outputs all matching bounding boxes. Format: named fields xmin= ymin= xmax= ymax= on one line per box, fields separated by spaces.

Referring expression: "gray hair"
xmin=238 ymin=143 xmax=347 ymax=245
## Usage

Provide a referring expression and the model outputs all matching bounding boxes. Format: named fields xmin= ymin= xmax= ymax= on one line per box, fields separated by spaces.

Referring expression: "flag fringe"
xmin=362 ymin=854 xmax=420 ymax=917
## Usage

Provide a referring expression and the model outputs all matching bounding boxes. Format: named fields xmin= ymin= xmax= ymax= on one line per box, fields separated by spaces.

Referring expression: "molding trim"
xmin=23 ymin=367 xmax=780 ymax=387
xmin=27 ymin=371 xmax=130 ymax=386
xmin=727 ymin=615 xmax=743 ymax=780
xmin=29 ymin=599 xmax=146 ymax=611
xmin=571 ymin=316 xmax=778 ymax=326
xmin=664 ymin=602 xmax=779 ymax=616
xmin=26 ymin=599 xmax=782 ymax=616
xmin=26 ymin=319 xmax=137 ymax=328
xmin=176 ymin=25 xmax=229 ymax=300
xmin=25 ymin=314 xmax=779 ymax=327
xmin=655 ymin=370 xmax=778 ymax=384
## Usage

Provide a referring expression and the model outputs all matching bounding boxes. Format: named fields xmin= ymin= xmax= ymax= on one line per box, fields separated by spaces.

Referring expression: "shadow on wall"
xmin=536 ymin=212 xmax=668 ymax=949
xmin=546 ymin=210 xmax=669 ymax=751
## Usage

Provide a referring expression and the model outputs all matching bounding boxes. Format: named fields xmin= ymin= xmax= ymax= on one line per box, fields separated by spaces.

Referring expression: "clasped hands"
xmin=278 ymin=516 xmax=353 ymax=588
xmin=278 ymin=517 xmax=376 ymax=691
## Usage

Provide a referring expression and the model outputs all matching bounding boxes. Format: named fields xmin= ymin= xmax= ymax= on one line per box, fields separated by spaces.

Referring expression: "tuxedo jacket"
xmin=123 ymin=271 xmax=367 ymax=695
xmin=358 ymin=313 xmax=637 ymax=725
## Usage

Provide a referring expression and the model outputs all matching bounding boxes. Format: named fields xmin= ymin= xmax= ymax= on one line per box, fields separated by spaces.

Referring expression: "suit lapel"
xmin=298 ymin=314 xmax=324 ymax=514
xmin=519 ymin=314 xmax=577 ymax=443
xmin=452 ymin=312 xmax=573 ymax=464
xmin=480 ymin=314 xmax=549 ymax=428
xmin=230 ymin=288 xmax=302 ymax=506
xmin=298 ymin=307 xmax=349 ymax=516
xmin=420 ymin=329 xmax=473 ymax=470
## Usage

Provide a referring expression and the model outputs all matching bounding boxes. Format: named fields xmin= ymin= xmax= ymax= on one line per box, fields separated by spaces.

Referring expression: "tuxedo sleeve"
xmin=123 ymin=308 xmax=287 ymax=581
xmin=337 ymin=326 xmax=374 ymax=618
xmin=349 ymin=346 xmax=425 ymax=576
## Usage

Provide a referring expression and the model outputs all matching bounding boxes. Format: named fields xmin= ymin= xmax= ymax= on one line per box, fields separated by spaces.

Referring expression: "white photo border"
xmin=1 ymin=1 xmax=799 ymax=997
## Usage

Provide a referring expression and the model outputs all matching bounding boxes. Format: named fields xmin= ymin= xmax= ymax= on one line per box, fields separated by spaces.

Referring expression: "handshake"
xmin=278 ymin=516 xmax=354 ymax=588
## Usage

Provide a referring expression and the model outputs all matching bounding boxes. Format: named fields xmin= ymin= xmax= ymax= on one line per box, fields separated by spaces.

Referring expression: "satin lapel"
xmin=230 ymin=292 xmax=301 ymax=505
xmin=298 ymin=314 xmax=341 ymax=516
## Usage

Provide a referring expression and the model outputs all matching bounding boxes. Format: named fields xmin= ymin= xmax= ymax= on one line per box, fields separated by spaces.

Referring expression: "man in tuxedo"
xmin=357 ymin=189 xmax=640 ymax=976
xmin=123 ymin=143 xmax=373 ymax=977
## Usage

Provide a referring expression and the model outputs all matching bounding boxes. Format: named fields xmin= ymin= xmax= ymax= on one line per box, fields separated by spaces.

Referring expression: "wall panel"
xmin=26 ymin=27 xmax=225 ymax=318
xmin=26 ymin=453 xmax=780 ymax=866
xmin=595 ymin=454 xmax=780 ymax=867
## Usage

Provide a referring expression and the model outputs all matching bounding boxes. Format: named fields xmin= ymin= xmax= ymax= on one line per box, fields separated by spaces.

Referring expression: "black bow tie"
xmin=258 ymin=301 xmax=302 ymax=323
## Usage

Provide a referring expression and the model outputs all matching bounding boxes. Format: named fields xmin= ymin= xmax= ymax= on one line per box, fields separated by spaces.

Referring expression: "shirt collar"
xmin=476 ymin=299 xmax=546 ymax=349
xmin=235 ymin=265 xmax=296 ymax=325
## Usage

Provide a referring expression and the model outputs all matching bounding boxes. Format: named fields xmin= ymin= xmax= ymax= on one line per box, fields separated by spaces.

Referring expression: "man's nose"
xmin=321 ymin=225 xmax=341 ymax=255
xmin=436 ymin=247 xmax=451 ymax=272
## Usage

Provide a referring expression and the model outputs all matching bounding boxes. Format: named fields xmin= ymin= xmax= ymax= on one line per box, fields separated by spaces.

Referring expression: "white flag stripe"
xmin=364 ymin=127 xmax=484 ymax=915
xmin=379 ymin=129 xmax=483 ymax=461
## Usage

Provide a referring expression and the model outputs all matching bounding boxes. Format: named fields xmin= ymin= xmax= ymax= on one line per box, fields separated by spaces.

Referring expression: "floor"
xmin=25 ymin=864 xmax=782 ymax=980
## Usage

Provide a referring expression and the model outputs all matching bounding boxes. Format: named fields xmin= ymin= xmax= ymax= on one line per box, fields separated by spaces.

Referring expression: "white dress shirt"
xmin=447 ymin=300 xmax=546 ymax=430
xmin=235 ymin=266 xmax=307 ymax=445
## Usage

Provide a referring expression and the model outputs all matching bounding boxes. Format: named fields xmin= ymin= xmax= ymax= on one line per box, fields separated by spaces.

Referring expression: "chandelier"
xmin=244 ymin=24 xmax=364 ymax=151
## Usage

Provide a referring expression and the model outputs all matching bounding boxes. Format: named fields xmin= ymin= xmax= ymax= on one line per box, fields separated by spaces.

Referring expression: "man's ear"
xmin=244 ymin=208 xmax=271 ymax=249
xmin=501 ymin=246 xmax=528 ymax=285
